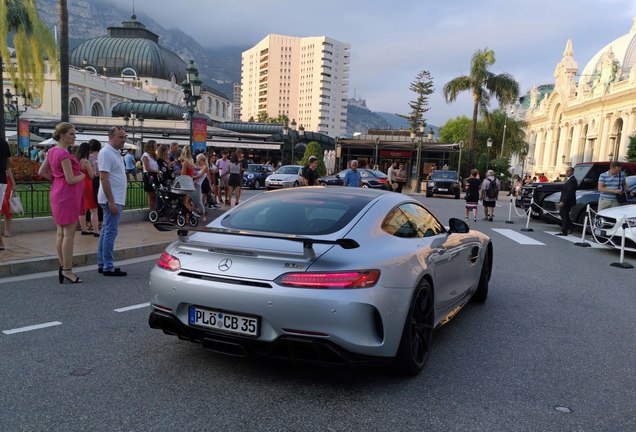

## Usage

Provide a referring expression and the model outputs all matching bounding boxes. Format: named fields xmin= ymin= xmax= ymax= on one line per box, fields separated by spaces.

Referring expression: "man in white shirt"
xmin=97 ymin=126 xmax=128 ymax=276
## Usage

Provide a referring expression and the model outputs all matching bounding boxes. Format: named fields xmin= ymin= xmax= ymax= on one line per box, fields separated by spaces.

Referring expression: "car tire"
xmin=189 ymin=216 xmax=199 ymax=227
xmin=148 ymin=210 xmax=159 ymax=223
xmin=253 ymin=180 xmax=260 ymax=190
xmin=293 ymin=181 xmax=299 ymax=187
xmin=426 ymin=192 xmax=433 ymax=198
xmin=393 ymin=279 xmax=434 ymax=376
xmin=471 ymin=248 xmax=491 ymax=303
xmin=176 ymin=215 xmax=186 ymax=227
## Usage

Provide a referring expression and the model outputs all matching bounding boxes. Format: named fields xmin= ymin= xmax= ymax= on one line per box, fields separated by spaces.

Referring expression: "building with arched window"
xmin=522 ymin=17 xmax=636 ymax=179
xmin=5 ymin=14 xmax=231 ymax=125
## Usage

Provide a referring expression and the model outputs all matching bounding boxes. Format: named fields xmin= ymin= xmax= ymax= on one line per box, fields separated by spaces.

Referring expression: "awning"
xmin=207 ymin=141 xmax=280 ymax=150
xmin=39 ymin=135 xmax=137 ymax=149
xmin=6 ymin=132 xmax=46 ymax=143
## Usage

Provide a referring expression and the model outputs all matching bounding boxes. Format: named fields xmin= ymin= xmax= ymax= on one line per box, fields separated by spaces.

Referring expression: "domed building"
xmin=522 ymin=17 xmax=636 ymax=179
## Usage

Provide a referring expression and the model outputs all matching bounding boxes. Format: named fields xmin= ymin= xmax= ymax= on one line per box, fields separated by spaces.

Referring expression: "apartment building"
xmin=241 ymin=34 xmax=350 ymax=137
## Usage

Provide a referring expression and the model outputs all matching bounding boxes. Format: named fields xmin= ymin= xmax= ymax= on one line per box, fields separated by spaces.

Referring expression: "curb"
xmin=0 ymin=241 xmax=171 ymax=277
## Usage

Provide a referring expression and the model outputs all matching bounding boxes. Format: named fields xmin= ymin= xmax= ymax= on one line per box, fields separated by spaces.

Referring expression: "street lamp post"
xmin=123 ymin=112 xmax=144 ymax=148
xmin=457 ymin=140 xmax=464 ymax=175
xmin=180 ymin=60 xmax=202 ymax=155
xmin=500 ymin=107 xmax=514 ymax=158
xmin=297 ymin=124 xmax=305 ymax=161
xmin=335 ymin=138 xmax=342 ymax=172
xmin=282 ymin=119 xmax=298 ymax=164
xmin=486 ymin=137 xmax=493 ymax=171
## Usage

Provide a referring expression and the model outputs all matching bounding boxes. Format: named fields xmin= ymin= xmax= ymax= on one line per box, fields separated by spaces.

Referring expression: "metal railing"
xmin=11 ymin=181 xmax=148 ymax=219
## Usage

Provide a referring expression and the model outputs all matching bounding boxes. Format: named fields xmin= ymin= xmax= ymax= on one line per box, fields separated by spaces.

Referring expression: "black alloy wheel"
xmin=471 ymin=249 xmax=490 ymax=303
xmin=393 ymin=280 xmax=435 ymax=376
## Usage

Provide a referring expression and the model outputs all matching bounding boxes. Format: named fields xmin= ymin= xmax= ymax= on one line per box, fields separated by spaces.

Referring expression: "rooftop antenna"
xmin=132 ymin=0 xmax=136 ymax=19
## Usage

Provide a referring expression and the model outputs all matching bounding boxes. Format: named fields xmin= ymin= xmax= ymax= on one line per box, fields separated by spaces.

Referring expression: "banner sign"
xmin=18 ymin=119 xmax=30 ymax=149
xmin=192 ymin=117 xmax=207 ymax=154
xmin=380 ymin=150 xmax=413 ymax=157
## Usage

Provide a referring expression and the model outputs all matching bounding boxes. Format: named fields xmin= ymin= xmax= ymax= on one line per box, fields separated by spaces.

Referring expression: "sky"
xmin=110 ymin=0 xmax=636 ymax=126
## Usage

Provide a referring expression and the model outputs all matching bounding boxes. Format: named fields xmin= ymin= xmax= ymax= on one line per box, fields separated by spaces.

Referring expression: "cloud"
xmin=105 ymin=0 xmax=634 ymax=125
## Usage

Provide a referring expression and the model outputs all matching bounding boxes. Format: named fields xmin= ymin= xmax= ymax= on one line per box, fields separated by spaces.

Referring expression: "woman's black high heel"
xmin=60 ymin=268 xmax=83 ymax=284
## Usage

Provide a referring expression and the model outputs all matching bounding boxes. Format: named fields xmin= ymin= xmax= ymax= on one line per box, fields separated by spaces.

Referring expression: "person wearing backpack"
xmin=480 ymin=170 xmax=500 ymax=222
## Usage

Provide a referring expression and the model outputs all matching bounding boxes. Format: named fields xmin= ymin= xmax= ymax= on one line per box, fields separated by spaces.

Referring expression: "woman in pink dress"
xmin=38 ymin=122 xmax=86 ymax=284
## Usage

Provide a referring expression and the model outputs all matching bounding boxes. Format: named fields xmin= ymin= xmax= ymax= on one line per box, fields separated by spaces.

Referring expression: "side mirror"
xmin=335 ymin=174 xmax=341 ymax=179
xmin=448 ymin=217 xmax=469 ymax=234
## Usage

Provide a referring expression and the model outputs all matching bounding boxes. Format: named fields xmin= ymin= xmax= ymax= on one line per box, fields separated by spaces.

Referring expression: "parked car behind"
xmin=318 ymin=168 xmax=390 ymax=189
xmin=593 ymin=204 xmax=636 ymax=251
xmin=265 ymin=165 xmax=303 ymax=190
xmin=519 ymin=161 xmax=636 ymax=218
xmin=542 ymin=175 xmax=636 ymax=227
xmin=242 ymin=164 xmax=273 ymax=190
xmin=426 ymin=170 xmax=462 ymax=199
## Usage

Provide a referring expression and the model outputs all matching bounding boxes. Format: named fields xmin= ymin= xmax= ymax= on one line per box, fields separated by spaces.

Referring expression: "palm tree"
xmin=59 ymin=0 xmax=68 ymax=122
xmin=0 ymin=0 xmax=58 ymax=139
xmin=443 ymin=48 xmax=519 ymax=176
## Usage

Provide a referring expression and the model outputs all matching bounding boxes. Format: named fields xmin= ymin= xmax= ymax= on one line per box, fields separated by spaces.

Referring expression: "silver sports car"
xmin=149 ymin=187 xmax=493 ymax=375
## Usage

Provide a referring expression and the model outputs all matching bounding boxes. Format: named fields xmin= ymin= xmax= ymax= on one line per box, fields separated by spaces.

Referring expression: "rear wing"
xmin=153 ymin=222 xmax=359 ymax=259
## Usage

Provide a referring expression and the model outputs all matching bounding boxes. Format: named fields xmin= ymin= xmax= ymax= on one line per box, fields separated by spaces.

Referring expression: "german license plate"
xmin=438 ymin=188 xmax=448 ymax=192
xmin=189 ymin=306 xmax=258 ymax=337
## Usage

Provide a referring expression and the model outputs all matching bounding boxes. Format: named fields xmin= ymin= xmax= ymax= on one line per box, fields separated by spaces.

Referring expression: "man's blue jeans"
xmin=97 ymin=203 xmax=123 ymax=271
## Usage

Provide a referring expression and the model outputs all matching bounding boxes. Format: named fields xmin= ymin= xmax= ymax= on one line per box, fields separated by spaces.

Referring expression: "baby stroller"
xmin=148 ymin=175 xmax=199 ymax=227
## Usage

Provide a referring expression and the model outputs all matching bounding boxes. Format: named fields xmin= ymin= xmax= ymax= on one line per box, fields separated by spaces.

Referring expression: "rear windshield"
xmin=368 ymin=169 xmax=387 ymax=178
xmin=431 ymin=171 xmax=458 ymax=180
xmin=220 ymin=191 xmax=372 ymax=235
xmin=276 ymin=166 xmax=301 ymax=175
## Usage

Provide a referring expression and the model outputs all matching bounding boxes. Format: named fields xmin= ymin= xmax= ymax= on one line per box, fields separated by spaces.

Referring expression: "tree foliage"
xmin=0 ymin=0 xmax=59 ymax=138
xmin=0 ymin=0 xmax=59 ymax=97
xmin=627 ymin=134 xmax=636 ymax=162
xmin=398 ymin=70 xmax=434 ymax=131
xmin=439 ymin=116 xmax=472 ymax=145
xmin=299 ymin=141 xmax=326 ymax=176
xmin=442 ymin=48 xmax=519 ymax=177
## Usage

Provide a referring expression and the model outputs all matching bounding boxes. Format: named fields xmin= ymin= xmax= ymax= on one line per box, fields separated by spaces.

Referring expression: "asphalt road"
xmin=1 ymin=191 xmax=634 ymax=431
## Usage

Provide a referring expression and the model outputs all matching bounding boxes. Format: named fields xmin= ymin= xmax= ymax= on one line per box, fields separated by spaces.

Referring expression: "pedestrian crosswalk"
xmin=489 ymin=228 xmax=607 ymax=249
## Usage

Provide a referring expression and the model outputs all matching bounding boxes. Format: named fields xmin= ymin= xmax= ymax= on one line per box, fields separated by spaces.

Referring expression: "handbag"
xmin=617 ymin=191 xmax=628 ymax=204
xmin=9 ymin=192 xmax=24 ymax=216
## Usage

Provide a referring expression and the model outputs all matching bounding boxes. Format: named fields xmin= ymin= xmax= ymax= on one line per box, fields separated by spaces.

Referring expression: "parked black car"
xmin=425 ymin=170 xmax=461 ymax=199
xmin=318 ymin=168 xmax=390 ymax=189
xmin=541 ymin=175 xmax=636 ymax=227
xmin=520 ymin=161 xmax=636 ymax=218
xmin=242 ymin=164 xmax=273 ymax=189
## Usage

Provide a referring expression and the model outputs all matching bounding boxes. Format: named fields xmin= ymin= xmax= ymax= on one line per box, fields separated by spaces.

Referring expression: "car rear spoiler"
xmin=153 ymin=222 xmax=359 ymax=259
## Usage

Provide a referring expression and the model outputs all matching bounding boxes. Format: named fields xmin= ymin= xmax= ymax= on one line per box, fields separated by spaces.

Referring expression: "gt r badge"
xmin=284 ymin=263 xmax=305 ymax=269
xmin=218 ymin=258 xmax=232 ymax=272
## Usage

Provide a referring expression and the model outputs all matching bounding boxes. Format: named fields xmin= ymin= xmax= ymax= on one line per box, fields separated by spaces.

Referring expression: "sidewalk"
xmin=0 ymin=210 xmax=178 ymax=278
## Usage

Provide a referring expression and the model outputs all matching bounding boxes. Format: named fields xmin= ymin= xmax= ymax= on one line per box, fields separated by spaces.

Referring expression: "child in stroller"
xmin=148 ymin=175 xmax=199 ymax=227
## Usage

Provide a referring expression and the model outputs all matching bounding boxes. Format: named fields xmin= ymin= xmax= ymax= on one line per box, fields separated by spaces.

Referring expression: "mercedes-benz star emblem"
xmin=218 ymin=258 xmax=232 ymax=272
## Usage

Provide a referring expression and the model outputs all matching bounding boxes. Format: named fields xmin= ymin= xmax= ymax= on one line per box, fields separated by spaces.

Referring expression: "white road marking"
xmin=491 ymin=229 xmax=545 ymax=245
xmin=114 ymin=302 xmax=151 ymax=313
xmin=0 ymin=255 xmax=158 ymax=285
xmin=545 ymin=231 xmax=609 ymax=249
xmin=3 ymin=321 xmax=62 ymax=335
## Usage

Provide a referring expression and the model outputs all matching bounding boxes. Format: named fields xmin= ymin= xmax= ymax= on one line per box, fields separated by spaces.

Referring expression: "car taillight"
xmin=157 ymin=252 xmax=181 ymax=271
xmin=276 ymin=270 xmax=380 ymax=288
xmin=378 ymin=178 xmax=387 ymax=183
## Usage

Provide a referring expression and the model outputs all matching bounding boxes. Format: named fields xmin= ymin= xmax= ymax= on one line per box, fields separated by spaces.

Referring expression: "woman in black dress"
xmin=464 ymin=168 xmax=481 ymax=222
